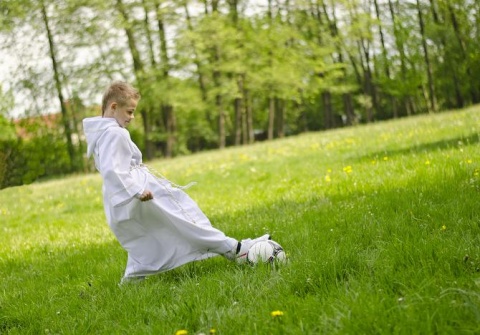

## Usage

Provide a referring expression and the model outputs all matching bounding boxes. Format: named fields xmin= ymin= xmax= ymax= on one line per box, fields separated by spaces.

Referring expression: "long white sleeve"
xmin=97 ymin=127 xmax=144 ymax=207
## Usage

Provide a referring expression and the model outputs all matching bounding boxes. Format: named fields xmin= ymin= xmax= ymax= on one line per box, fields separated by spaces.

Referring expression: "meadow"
xmin=2 ymin=105 xmax=480 ymax=334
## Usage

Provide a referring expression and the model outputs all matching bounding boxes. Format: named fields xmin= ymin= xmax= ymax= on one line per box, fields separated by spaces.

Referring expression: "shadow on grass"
xmin=362 ymin=133 xmax=480 ymax=160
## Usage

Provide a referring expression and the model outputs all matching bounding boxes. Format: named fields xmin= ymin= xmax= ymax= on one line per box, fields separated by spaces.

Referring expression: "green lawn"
xmin=2 ymin=106 xmax=480 ymax=334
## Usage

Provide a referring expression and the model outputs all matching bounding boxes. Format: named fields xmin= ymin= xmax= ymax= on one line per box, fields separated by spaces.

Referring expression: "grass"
xmin=2 ymin=105 xmax=480 ymax=334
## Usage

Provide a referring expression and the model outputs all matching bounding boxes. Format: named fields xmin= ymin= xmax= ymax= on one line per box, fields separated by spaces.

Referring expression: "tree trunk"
xmin=213 ymin=49 xmax=225 ymax=148
xmin=267 ymin=0 xmax=275 ymax=141
xmin=322 ymin=1 xmax=356 ymax=125
xmin=156 ymin=4 xmax=169 ymax=79
xmin=141 ymin=110 xmax=154 ymax=159
xmin=343 ymin=93 xmax=355 ymax=125
xmin=163 ymin=104 xmax=176 ymax=157
xmin=374 ymin=0 xmax=397 ymax=118
xmin=66 ymin=95 xmax=85 ymax=171
xmin=428 ymin=0 xmax=464 ymax=108
xmin=312 ymin=1 xmax=334 ymax=130
xmin=228 ymin=0 xmax=238 ymax=23
xmin=210 ymin=3 xmax=226 ymax=149
xmin=276 ymin=98 xmax=285 ymax=138
xmin=326 ymin=1 xmax=362 ymax=87
xmin=202 ymin=0 xmax=209 ymax=15
xmin=41 ymin=1 xmax=75 ymax=171
xmin=268 ymin=96 xmax=275 ymax=140
xmin=211 ymin=0 xmax=219 ymax=12
xmin=446 ymin=3 xmax=479 ymax=103
xmin=244 ymin=87 xmax=254 ymax=144
xmin=156 ymin=1 xmax=175 ymax=157
xmin=373 ymin=0 xmax=390 ymax=78
xmin=388 ymin=0 xmax=412 ymax=116
xmin=416 ymin=0 xmax=437 ymax=112
xmin=183 ymin=1 xmax=209 ymax=117
xmin=322 ymin=91 xmax=333 ymax=129
xmin=343 ymin=0 xmax=378 ymax=122
xmin=359 ymin=29 xmax=379 ymax=122
xmin=116 ymin=0 xmax=143 ymax=74
xmin=217 ymin=93 xmax=226 ymax=148
xmin=234 ymin=75 xmax=243 ymax=146
xmin=241 ymin=91 xmax=248 ymax=145
xmin=229 ymin=0 xmax=245 ymax=146
xmin=141 ymin=0 xmax=156 ymax=67
xmin=234 ymin=96 xmax=242 ymax=146
xmin=116 ymin=0 xmax=155 ymax=159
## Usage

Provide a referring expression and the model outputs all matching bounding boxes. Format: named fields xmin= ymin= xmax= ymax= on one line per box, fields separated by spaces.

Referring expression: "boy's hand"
xmin=139 ymin=190 xmax=153 ymax=202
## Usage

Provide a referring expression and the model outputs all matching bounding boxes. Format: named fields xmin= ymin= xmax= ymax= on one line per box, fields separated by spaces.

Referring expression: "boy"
xmin=83 ymin=81 xmax=269 ymax=283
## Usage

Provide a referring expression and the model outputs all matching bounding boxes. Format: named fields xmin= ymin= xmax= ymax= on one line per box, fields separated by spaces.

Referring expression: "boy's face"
xmin=109 ymin=98 xmax=138 ymax=128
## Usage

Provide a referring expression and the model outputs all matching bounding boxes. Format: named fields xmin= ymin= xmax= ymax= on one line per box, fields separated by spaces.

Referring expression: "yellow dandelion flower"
xmin=383 ymin=156 xmax=389 ymax=161
xmin=209 ymin=329 xmax=217 ymax=335
xmin=325 ymin=175 xmax=331 ymax=183
xmin=175 ymin=330 xmax=188 ymax=335
xmin=271 ymin=310 xmax=284 ymax=317
xmin=425 ymin=160 xmax=430 ymax=165
xmin=441 ymin=225 xmax=447 ymax=231
xmin=467 ymin=159 xmax=473 ymax=164
xmin=343 ymin=166 xmax=352 ymax=174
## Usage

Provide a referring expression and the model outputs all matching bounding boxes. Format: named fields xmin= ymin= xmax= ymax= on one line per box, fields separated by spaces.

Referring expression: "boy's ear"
xmin=110 ymin=102 xmax=117 ymax=111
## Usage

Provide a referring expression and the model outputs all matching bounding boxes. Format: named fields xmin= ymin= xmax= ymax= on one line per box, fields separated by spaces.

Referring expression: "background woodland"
xmin=0 ymin=0 xmax=479 ymax=188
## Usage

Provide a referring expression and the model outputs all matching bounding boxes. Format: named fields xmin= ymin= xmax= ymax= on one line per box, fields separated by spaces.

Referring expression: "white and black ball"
xmin=247 ymin=240 xmax=287 ymax=265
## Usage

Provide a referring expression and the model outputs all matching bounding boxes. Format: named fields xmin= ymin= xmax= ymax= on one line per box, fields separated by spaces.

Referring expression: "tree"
xmin=154 ymin=0 xmax=177 ymax=157
xmin=387 ymin=0 xmax=418 ymax=116
xmin=314 ymin=0 xmax=357 ymax=126
xmin=373 ymin=0 xmax=398 ymax=119
xmin=2 ymin=0 xmax=480 ymax=184
xmin=416 ymin=0 xmax=437 ymax=112
xmin=427 ymin=0 xmax=464 ymax=108
xmin=41 ymin=0 xmax=78 ymax=169
xmin=443 ymin=0 xmax=479 ymax=104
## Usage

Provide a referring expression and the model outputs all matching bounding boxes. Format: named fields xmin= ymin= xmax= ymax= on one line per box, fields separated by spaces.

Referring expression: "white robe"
xmin=82 ymin=117 xmax=237 ymax=278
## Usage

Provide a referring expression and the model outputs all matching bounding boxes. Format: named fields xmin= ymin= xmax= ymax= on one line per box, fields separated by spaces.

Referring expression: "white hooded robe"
xmin=82 ymin=116 xmax=237 ymax=278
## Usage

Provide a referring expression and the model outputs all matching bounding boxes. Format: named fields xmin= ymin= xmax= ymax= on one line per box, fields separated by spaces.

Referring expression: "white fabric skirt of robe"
xmin=103 ymin=166 xmax=237 ymax=278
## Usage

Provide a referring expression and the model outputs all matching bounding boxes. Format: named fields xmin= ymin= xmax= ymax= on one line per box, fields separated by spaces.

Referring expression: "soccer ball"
xmin=247 ymin=240 xmax=287 ymax=265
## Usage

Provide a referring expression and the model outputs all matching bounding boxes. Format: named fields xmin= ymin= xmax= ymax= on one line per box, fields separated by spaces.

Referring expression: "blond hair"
xmin=102 ymin=81 xmax=141 ymax=116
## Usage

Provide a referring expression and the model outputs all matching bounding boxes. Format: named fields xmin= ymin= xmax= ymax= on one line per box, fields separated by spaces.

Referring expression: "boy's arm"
xmin=98 ymin=128 xmax=144 ymax=207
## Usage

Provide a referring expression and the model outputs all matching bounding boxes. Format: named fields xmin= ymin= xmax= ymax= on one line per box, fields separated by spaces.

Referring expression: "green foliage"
xmin=0 ymin=115 xmax=15 ymax=141
xmin=0 ymin=115 xmax=17 ymax=188
xmin=0 ymin=0 xmax=31 ymax=31
xmin=1 ymin=117 xmax=72 ymax=188
xmin=19 ymin=134 xmax=71 ymax=184
xmin=2 ymin=105 xmax=480 ymax=333
xmin=2 ymin=0 xmax=480 ymax=179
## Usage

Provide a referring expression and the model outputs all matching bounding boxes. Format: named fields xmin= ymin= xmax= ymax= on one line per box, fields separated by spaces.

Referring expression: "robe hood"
xmin=83 ymin=116 xmax=120 ymax=157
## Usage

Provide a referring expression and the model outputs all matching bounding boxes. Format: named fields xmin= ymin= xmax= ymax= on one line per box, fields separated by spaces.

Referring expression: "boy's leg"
xmin=153 ymin=185 xmax=273 ymax=258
